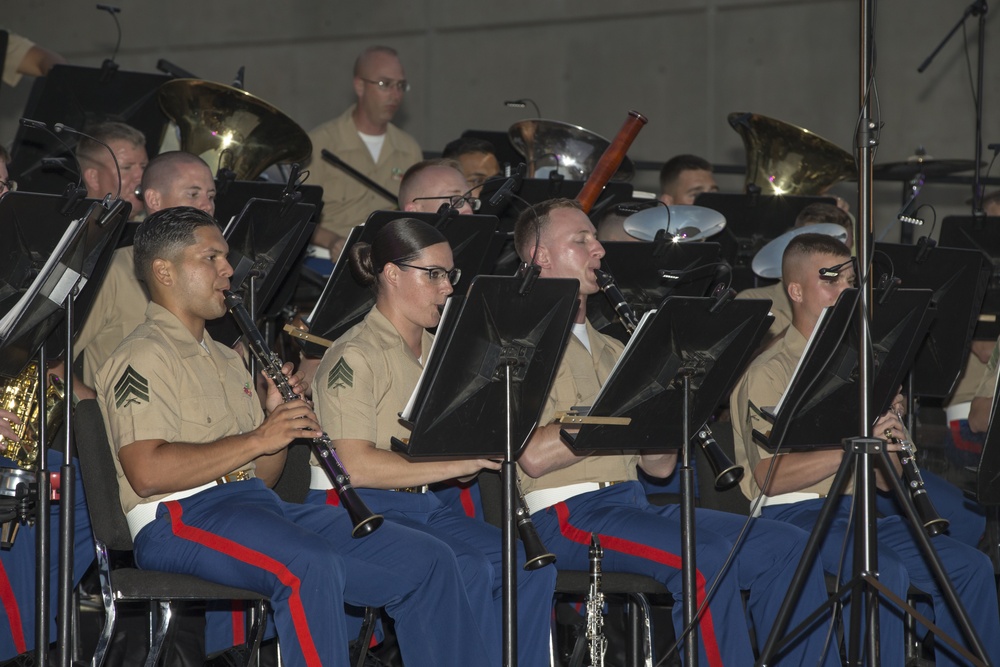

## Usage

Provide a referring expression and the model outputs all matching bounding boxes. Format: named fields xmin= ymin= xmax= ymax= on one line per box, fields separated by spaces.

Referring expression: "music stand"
xmin=213 ymin=179 xmax=324 ymax=229
xmin=586 ymin=241 xmax=723 ymax=342
xmin=478 ymin=177 xmax=632 ymax=233
xmin=206 ymin=198 xmax=316 ymax=348
xmin=754 ymin=287 xmax=990 ymax=666
xmin=9 ymin=64 xmax=172 ymax=195
xmin=0 ymin=192 xmax=123 ymax=667
xmin=564 ymin=296 xmax=769 ymax=665
xmin=693 ymin=192 xmax=836 ymax=292
xmin=873 ymin=242 xmax=988 ymax=399
xmin=297 ymin=210 xmax=501 ymax=358
xmin=393 ymin=275 xmax=578 ymax=667
xmin=939 ymin=215 xmax=1000 ymax=340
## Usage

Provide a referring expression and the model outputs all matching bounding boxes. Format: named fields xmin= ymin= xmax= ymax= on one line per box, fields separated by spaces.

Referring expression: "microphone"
xmin=53 ymin=123 xmax=122 ymax=202
xmin=489 ymin=162 xmax=526 ymax=207
xmin=96 ymin=3 xmax=121 ymax=12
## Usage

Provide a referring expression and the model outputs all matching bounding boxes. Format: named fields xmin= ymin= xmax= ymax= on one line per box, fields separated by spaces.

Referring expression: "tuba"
xmin=728 ymin=112 xmax=857 ymax=196
xmin=508 ymin=119 xmax=636 ymax=182
xmin=158 ymin=79 xmax=312 ymax=181
xmin=0 ymin=362 xmax=65 ymax=471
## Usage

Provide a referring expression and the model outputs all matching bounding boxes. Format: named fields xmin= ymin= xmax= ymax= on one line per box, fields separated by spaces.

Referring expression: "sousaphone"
xmin=728 ymin=112 xmax=856 ymax=196
xmin=159 ymin=79 xmax=312 ymax=181
xmin=509 ymin=119 xmax=635 ymax=182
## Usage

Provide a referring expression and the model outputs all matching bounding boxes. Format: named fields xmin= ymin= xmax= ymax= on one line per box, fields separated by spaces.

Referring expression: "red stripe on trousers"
xmin=164 ymin=501 xmax=321 ymax=667
xmin=230 ymin=601 xmax=245 ymax=646
xmin=0 ymin=559 xmax=26 ymax=655
xmin=460 ymin=487 xmax=476 ymax=518
xmin=325 ymin=489 xmax=341 ymax=506
xmin=554 ymin=501 xmax=725 ymax=667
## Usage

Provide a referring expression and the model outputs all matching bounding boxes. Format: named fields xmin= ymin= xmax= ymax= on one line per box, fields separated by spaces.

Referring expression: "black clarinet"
xmin=595 ymin=269 xmax=638 ymax=334
xmin=882 ymin=426 xmax=949 ymax=537
xmin=516 ymin=478 xmax=556 ymax=570
xmin=224 ymin=290 xmax=384 ymax=538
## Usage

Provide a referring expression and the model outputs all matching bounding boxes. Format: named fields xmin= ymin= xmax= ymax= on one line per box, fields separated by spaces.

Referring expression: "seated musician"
xmin=398 ymin=158 xmax=478 ymax=214
xmin=514 ymin=198 xmax=838 ymax=667
xmin=731 ymin=233 xmax=1000 ymax=666
xmin=310 ymin=217 xmax=556 ymax=667
xmin=441 ymin=136 xmax=502 ymax=197
xmin=95 ymin=206 xmax=492 ymax=667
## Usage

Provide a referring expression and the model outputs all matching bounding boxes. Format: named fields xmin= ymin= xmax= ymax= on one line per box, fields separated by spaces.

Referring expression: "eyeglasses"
xmin=394 ymin=262 xmax=462 ymax=286
xmin=411 ymin=194 xmax=482 ymax=212
xmin=0 ymin=179 xmax=17 ymax=195
xmin=359 ymin=77 xmax=411 ymax=93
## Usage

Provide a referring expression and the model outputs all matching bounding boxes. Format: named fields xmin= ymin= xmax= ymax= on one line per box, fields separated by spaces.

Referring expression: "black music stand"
xmin=754 ymin=288 xmax=990 ymax=666
xmin=213 ymin=179 xmax=324 ymax=229
xmin=564 ymin=296 xmax=769 ymax=666
xmin=393 ymin=275 xmax=578 ymax=667
xmin=693 ymin=192 xmax=836 ymax=292
xmin=586 ymin=241 xmax=723 ymax=342
xmin=298 ymin=210 xmax=501 ymax=358
xmin=873 ymin=242 xmax=987 ymax=398
xmin=206 ymin=198 xmax=316 ymax=348
xmin=9 ymin=64 xmax=172 ymax=195
xmin=0 ymin=193 xmax=123 ymax=667
xmin=939 ymin=215 xmax=1000 ymax=340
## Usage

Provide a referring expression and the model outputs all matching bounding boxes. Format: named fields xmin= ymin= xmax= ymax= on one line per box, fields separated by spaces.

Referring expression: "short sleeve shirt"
xmin=518 ymin=320 xmax=639 ymax=496
xmin=95 ymin=302 xmax=262 ymax=514
xmin=2 ymin=32 xmax=33 ymax=87
xmin=736 ymin=281 xmax=791 ymax=341
xmin=974 ymin=336 xmax=1000 ymax=400
xmin=314 ymin=307 xmax=431 ymax=450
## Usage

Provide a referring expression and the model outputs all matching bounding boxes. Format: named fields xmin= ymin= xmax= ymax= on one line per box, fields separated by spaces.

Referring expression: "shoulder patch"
xmin=327 ymin=357 xmax=354 ymax=389
xmin=114 ymin=365 xmax=150 ymax=408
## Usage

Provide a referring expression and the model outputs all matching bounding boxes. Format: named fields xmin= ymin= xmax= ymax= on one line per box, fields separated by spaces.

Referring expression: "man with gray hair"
xmin=307 ymin=46 xmax=423 ymax=261
xmin=77 ymin=120 xmax=148 ymax=219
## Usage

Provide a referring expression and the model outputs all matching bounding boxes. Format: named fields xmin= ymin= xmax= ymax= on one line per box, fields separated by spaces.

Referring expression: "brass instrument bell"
xmin=508 ymin=119 xmax=635 ymax=182
xmin=159 ymin=79 xmax=312 ymax=181
xmin=728 ymin=112 xmax=856 ymax=196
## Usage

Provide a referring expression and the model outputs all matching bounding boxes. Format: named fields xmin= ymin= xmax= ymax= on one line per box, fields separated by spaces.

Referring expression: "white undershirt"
xmin=358 ymin=131 xmax=385 ymax=163
xmin=572 ymin=322 xmax=591 ymax=354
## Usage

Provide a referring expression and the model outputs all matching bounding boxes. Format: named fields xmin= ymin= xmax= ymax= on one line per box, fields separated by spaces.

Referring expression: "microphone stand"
xmin=918 ymin=0 xmax=989 ymax=216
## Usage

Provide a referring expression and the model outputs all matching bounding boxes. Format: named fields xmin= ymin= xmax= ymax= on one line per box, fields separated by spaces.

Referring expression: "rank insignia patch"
xmin=328 ymin=357 xmax=354 ymax=389
xmin=114 ymin=365 xmax=150 ymax=408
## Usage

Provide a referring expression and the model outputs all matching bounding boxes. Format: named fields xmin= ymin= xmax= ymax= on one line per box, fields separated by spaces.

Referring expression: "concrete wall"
xmin=2 ymin=0 xmax=997 ymax=238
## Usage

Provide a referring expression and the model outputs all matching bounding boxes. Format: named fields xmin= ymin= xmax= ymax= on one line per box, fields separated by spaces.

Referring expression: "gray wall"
xmin=2 ymin=0 xmax=997 ymax=238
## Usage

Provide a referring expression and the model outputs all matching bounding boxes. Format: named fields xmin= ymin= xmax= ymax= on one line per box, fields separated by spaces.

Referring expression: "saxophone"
xmin=0 ymin=362 xmax=66 ymax=471
xmin=586 ymin=533 xmax=607 ymax=667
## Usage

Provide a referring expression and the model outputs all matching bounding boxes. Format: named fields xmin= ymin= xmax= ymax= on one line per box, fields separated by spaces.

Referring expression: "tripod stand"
xmin=754 ymin=288 xmax=991 ymax=666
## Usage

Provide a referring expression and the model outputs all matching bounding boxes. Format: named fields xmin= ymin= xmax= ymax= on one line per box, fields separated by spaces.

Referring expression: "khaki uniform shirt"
xmin=314 ymin=307 xmax=431 ymax=450
xmin=75 ymin=247 xmax=150 ymax=387
xmin=306 ymin=105 xmax=422 ymax=239
xmin=736 ymin=281 xmax=790 ymax=342
xmin=731 ymin=325 xmax=838 ymax=500
xmin=975 ymin=337 xmax=1000 ymax=399
xmin=518 ymin=321 xmax=639 ymax=497
xmin=2 ymin=32 xmax=33 ymax=87
xmin=95 ymin=302 xmax=261 ymax=515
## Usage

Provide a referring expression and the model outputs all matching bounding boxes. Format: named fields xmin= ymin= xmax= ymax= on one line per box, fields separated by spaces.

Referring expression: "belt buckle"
xmin=394 ymin=485 xmax=428 ymax=494
xmin=217 ymin=470 xmax=253 ymax=485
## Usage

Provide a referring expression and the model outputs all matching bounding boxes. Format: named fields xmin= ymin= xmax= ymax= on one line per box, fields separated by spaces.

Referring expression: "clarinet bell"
xmin=695 ymin=426 xmax=745 ymax=492
xmin=340 ymin=487 xmax=385 ymax=538
xmin=516 ymin=509 xmax=557 ymax=570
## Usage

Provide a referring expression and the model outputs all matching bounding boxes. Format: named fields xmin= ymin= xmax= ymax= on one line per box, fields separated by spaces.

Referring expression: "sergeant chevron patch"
xmin=328 ymin=357 xmax=354 ymax=389
xmin=114 ymin=365 xmax=150 ymax=408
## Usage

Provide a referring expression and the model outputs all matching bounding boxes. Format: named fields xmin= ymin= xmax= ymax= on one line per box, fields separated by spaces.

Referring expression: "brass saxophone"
xmin=586 ymin=533 xmax=607 ymax=667
xmin=0 ymin=362 xmax=66 ymax=471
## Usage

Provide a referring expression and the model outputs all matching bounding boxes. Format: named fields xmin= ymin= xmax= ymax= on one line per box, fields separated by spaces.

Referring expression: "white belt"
xmin=310 ymin=464 xmax=334 ymax=490
xmin=945 ymin=401 xmax=971 ymax=424
xmin=125 ymin=481 xmax=216 ymax=539
xmin=524 ymin=481 xmax=626 ymax=515
xmin=752 ymin=491 xmax=823 ymax=517
xmin=306 ymin=244 xmax=331 ymax=260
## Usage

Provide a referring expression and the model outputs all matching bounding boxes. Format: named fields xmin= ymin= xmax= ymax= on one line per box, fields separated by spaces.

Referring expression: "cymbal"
xmin=752 ymin=223 xmax=850 ymax=279
xmin=623 ymin=205 xmax=726 ymax=242
xmin=508 ymin=119 xmax=635 ymax=182
xmin=874 ymin=159 xmax=981 ymax=179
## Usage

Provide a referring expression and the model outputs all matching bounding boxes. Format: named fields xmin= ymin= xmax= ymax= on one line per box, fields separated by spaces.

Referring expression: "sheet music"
xmin=589 ymin=308 xmax=656 ymax=409
xmin=0 ymin=215 xmax=84 ymax=338
xmin=400 ymin=296 xmax=459 ymax=422
xmin=773 ymin=303 xmax=832 ymax=415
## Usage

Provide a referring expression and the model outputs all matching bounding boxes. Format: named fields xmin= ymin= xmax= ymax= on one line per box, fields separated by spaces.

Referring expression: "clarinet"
xmin=594 ymin=268 xmax=638 ymax=334
xmin=882 ymin=422 xmax=949 ymax=537
xmin=515 ymin=477 xmax=556 ymax=570
xmin=586 ymin=533 xmax=607 ymax=667
xmin=223 ymin=290 xmax=384 ymax=538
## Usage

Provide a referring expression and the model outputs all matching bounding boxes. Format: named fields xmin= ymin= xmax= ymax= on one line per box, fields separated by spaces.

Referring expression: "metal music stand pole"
xmin=35 ymin=345 xmax=50 ymax=667
xmin=57 ymin=287 xmax=77 ymax=667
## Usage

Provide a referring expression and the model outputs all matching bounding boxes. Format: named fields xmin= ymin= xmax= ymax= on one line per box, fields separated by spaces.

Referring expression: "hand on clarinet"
xmin=262 ymin=361 xmax=310 ymax=413
xmin=254 ymin=400 xmax=323 ymax=455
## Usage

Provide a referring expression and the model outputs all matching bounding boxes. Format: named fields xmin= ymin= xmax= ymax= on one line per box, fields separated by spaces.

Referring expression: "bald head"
xmin=399 ymin=159 xmax=471 ymax=214
xmin=141 ymin=152 xmax=216 ymax=217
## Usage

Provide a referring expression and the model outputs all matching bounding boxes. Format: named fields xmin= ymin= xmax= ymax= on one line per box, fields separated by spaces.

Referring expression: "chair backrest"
xmin=74 ymin=398 xmax=136 ymax=552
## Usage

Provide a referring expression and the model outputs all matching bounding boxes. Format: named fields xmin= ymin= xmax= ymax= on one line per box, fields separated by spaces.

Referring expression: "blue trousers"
xmin=308 ymin=487 xmax=556 ymax=667
xmin=531 ymin=481 xmax=838 ymax=667
xmin=0 ymin=451 xmax=94 ymax=660
xmin=136 ymin=479 xmax=492 ymax=667
xmin=764 ymin=496 xmax=1000 ymax=667
xmin=876 ymin=468 xmax=986 ymax=549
